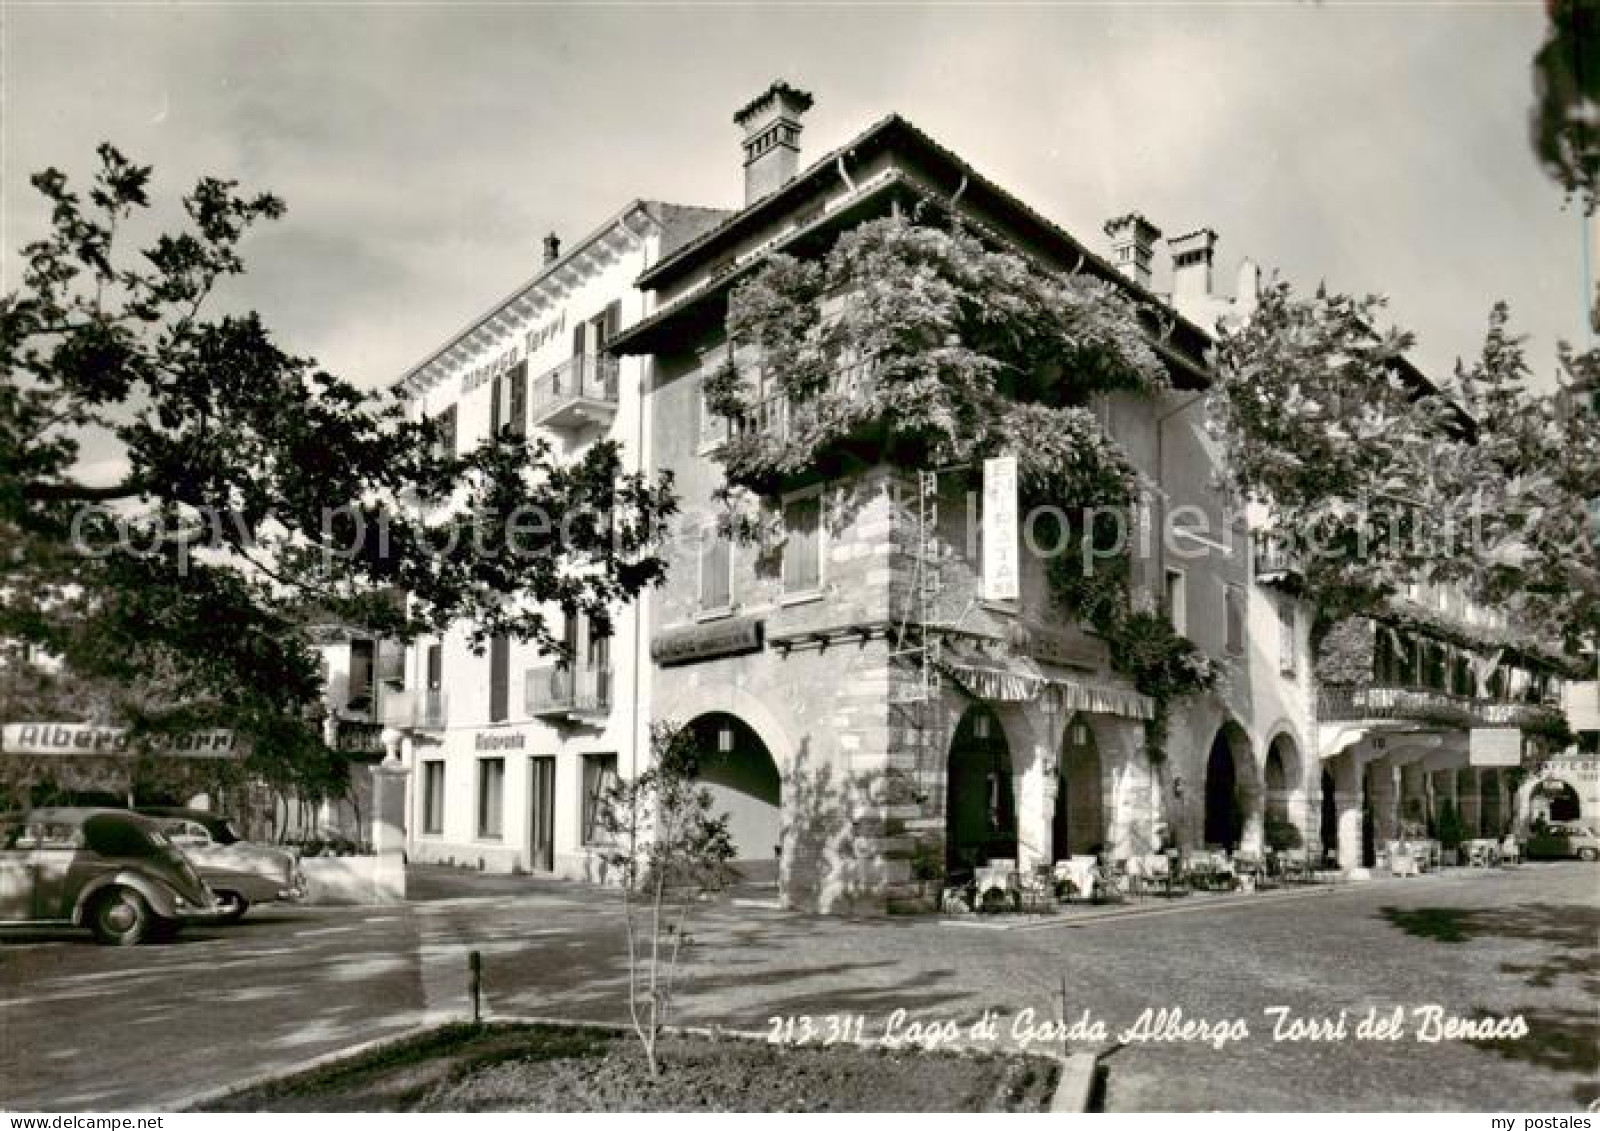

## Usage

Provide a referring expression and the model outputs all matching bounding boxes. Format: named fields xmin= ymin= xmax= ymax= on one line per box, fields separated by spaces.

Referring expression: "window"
xmin=1165 ymin=568 xmax=1187 ymax=634
xmin=699 ymin=526 xmax=733 ymax=612
xmin=347 ymin=639 xmax=375 ymax=708
xmin=422 ymin=761 xmax=445 ymax=834
xmin=593 ymin=301 xmax=621 ymax=352
xmin=582 ymin=753 xmax=618 ymax=844
xmin=490 ymin=372 xmax=503 ymax=435
xmin=506 ymin=360 xmax=528 ymax=438
xmin=782 ymin=488 xmax=824 ymax=595
xmin=1225 ymin=585 xmax=1245 ymax=655
xmin=1277 ymin=599 xmax=1296 ymax=676
xmin=426 ymin=642 xmax=443 ymax=690
xmin=586 ymin=618 xmax=611 ymax=672
xmin=432 ymin=405 xmax=458 ymax=461
xmin=697 ymin=379 xmax=731 ymax=452
xmin=488 ymin=635 xmax=510 ymax=723
xmin=477 ymin=758 xmax=505 ymax=839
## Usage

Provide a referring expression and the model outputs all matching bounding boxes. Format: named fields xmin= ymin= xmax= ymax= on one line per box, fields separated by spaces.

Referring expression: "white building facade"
xmin=387 ymin=202 xmax=727 ymax=878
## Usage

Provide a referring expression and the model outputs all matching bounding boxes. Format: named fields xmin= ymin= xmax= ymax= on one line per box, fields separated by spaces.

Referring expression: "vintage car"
xmin=0 ymin=807 xmax=222 ymax=945
xmin=136 ymin=807 xmax=305 ymax=921
xmin=1523 ymin=821 xmax=1600 ymax=862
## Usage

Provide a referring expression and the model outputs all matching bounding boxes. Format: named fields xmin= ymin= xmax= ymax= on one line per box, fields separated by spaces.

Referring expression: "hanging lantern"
xmin=1070 ymin=720 xmax=1089 ymax=747
xmin=974 ymin=713 xmax=991 ymax=739
xmin=717 ymin=721 xmax=735 ymax=754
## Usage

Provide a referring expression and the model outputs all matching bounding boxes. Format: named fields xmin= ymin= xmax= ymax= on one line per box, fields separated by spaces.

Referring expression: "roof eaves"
xmin=396 ymin=198 xmax=672 ymax=397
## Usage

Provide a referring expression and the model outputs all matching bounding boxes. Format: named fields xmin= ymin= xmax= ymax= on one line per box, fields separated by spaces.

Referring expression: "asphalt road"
xmin=1 ymin=863 xmax=1595 ymax=1111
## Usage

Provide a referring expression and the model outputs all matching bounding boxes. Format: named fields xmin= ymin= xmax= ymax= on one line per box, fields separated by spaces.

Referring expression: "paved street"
xmin=1 ymin=863 xmax=1594 ymax=1111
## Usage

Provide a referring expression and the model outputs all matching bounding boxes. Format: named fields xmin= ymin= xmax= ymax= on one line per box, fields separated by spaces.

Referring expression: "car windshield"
xmin=212 ymin=819 xmax=241 ymax=846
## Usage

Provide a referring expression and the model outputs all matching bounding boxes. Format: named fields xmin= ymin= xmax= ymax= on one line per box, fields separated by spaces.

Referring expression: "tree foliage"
xmin=1530 ymin=0 xmax=1600 ymax=213
xmin=706 ymin=216 xmax=1161 ymax=500
xmin=1 ymin=145 xmax=677 ymax=766
xmin=710 ymin=216 xmax=1218 ymax=751
xmin=1210 ymin=281 xmax=1598 ymax=657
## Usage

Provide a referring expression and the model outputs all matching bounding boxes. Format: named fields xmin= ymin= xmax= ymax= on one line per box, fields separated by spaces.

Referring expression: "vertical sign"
xmin=982 ymin=456 xmax=1020 ymax=601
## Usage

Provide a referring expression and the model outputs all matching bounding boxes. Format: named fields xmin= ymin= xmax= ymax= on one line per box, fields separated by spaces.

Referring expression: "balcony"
xmin=525 ymin=665 xmax=612 ymax=722
xmin=1317 ymin=684 xmax=1563 ymax=730
xmin=379 ymin=688 xmax=447 ymax=731
xmin=528 ymin=354 xmax=619 ymax=431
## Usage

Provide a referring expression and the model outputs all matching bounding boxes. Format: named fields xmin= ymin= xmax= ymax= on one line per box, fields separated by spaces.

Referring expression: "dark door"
xmin=529 ymin=757 xmax=556 ymax=872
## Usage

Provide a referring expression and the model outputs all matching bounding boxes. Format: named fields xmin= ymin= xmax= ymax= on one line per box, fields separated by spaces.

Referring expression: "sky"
xmin=4 ymin=1 xmax=1596 ymax=412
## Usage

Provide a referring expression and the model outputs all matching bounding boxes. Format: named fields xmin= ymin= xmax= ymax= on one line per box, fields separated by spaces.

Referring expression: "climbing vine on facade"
xmin=707 ymin=215 xmax=1219 ymax=755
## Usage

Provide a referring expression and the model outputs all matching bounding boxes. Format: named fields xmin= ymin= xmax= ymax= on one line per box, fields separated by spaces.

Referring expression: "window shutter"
xmin=602 ymin=300 xmax=621 ymax=347
xmin=488 ymin=635 xmax=510 ymax=722
xmin=507 ymin=360 xmax=527 ymax=437
xmin=782 ymin=494 xmax=822 ymax=593
xmin=490 ymin=374 xmax=503 ymax=436
xmin=426 ymin=643 xmax=443 ymax=690
xmin=435 ymin=405 xmax=458 ymax=460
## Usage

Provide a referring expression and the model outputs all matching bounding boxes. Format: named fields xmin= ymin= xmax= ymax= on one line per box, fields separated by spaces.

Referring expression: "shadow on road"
xmin=1378 ymin=901 xmax=1599 ymax=1106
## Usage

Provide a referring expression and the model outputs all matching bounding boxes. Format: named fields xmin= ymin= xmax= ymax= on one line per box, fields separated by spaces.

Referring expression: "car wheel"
xmin=1577 ymin=847 xmax=1598 ymax=862
xmin=215 ymin=891 xmax=250 ymax=923
xmin=89 ymin=886 xmax=154 ymax=946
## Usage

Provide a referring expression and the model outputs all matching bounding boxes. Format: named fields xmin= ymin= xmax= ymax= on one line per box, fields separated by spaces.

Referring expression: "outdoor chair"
xmin=1092 ymin=858 xmax=1128 ymax=904
xmin=1233 ymin=852 xmax=1265 ymax=891
xmin=1498 ymin=835 xmax=1521 ymax=866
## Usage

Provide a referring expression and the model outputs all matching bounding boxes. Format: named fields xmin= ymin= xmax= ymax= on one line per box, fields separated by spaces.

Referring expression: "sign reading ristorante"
xmin=651 ymin=617 xmax=765 ymax=666
xmin=1 ymin=723 xmax=247 ymax=758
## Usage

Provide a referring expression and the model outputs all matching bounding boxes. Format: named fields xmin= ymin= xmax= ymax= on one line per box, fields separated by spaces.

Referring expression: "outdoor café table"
xmin=975 ymin=861 xmax=1021 ymax=907
xmin=1054 ymin=858 xmax=1098 ymax=903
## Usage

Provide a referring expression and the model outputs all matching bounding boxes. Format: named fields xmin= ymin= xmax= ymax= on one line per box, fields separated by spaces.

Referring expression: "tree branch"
xmin=22 ymin=478 xmax=145 ymax=504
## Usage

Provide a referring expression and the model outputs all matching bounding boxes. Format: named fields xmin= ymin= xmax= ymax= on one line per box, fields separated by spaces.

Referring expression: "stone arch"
xmin=1529 ymin=777 xmax=1583 ymax=824
xmin=658 ymin=683 xmax=800 ymax=774
xmin=946 ymin=702 xmax=1016 ymax=875
xmin=659 ymin=683 xmax=805 ymax=895
xmin=1263 ymin=730 xmax=1306 ymax=850
xmin=1053 ymin=712 xmax=1105 ymax=859
xmin=1203 ymin=719 xmax=1260 ymax=852
xmin=683 ymin=713 xmax=782 ymax=881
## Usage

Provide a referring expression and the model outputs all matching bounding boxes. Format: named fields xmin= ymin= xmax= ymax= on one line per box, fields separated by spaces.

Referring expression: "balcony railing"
xmin=379 ymin=688 xmax=447 ymax=731
xmin=734 ymin=358 xmax=879 ymax=443
xmin=528 ymin=354 xmax=619 ymax=431
xmin=525 ymin=665 xmax=612 ymax=721
xmin=1317 ymin=684 xmax=1562 ymax=729
xmin=1252 ymin=533 xmax=1302 ymax=582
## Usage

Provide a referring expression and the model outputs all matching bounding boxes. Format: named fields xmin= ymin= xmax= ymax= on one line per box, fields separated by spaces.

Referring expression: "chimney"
xmin=542 ymin=232 xmax=561 ymax=265
xmin=1168 ymin=228 xmax=1218 ymax=308
xmin=1103 ymin=213 xmax=1162 ymax=290
xmin=734 ymin=80 xmax=814 ymax=205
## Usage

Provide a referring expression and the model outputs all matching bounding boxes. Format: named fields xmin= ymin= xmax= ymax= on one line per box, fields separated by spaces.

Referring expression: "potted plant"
xmin=1435 ymin=801 xmax=1466 ymax=866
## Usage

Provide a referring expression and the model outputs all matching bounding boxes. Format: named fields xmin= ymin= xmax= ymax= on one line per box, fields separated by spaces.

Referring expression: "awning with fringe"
xmin=940 ymin=647 xmax=1155 ymax=721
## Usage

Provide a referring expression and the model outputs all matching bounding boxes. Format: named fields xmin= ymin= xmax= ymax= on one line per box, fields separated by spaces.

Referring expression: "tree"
xmin=1 ymin=145 xmax=676 ymax=765
xmin=1530 ymin=0 xmax=1599 ymax=214
xmin=1209 ymin=281 xmax=1598 ymax=657
xmin=593 ymin=721 xmax=736 ymax=1078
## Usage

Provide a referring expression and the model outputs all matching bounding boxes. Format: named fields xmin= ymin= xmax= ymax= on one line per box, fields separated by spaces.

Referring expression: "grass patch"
xmin=200 ymin=1022 xmax=1059 ymax=1112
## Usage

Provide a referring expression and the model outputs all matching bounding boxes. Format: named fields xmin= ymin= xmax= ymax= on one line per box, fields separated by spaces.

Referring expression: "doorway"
xmin=528 ymin=756 xmax=556 ymax=872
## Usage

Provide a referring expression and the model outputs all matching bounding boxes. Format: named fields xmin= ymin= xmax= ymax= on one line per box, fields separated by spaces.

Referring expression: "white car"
xmin=137 ymin=808 xmax=305 ymax=921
